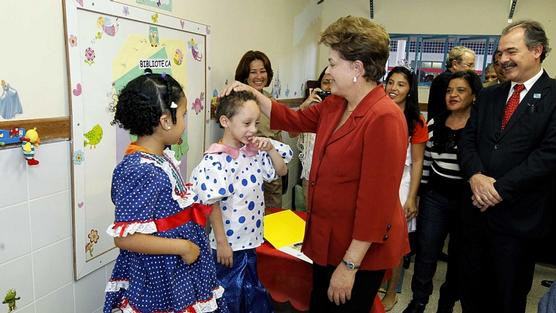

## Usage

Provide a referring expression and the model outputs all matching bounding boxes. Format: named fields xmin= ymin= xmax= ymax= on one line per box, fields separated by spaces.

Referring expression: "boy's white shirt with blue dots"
xmin=190 ymin=139 xmax=292 ymax=251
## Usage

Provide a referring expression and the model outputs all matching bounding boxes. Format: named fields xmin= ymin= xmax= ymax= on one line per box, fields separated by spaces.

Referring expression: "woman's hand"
xmin=327 ymin=264 xmax=357 ymax=305
xmin=220 ymin=81 xmax=255 ymax=97
xmin=300 ymin=88 xmax=323 ymax=109
xmin=404 ymin=196 xmax=419 ymax=219
xmin=220 ymin=81 xmax=273 ymax=117
xmin=216 ymin=241 xmax=234 ymax=267
xmin=180 ymin=240 xmax=200 ymax=264
xmin=249 ymin=136 xmax=274 ymax=152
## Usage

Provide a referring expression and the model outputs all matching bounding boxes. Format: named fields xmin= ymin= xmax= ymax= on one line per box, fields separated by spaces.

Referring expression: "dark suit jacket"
xmin=459 ymin=71 xmax=556 ymax=239
xmin=270 ymin=86 xmax=410 ymax=270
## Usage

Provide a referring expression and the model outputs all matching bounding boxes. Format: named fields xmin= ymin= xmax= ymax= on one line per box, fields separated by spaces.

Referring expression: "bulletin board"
xmin=64 ymin=0 xmax=210 ymax=279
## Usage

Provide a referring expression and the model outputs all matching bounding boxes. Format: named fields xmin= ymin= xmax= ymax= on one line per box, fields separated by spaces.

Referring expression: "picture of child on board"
xmin=103 ymin=70 xmax=228 ymax=313
xmin=190 ymin=90 xmax=292 ymax=313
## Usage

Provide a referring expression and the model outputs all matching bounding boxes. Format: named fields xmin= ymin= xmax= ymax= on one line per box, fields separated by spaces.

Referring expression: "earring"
xmin=166 ymin=127 xmax=172 ymax=130
xmin=353 ymin=76 xmax=357 ymax=83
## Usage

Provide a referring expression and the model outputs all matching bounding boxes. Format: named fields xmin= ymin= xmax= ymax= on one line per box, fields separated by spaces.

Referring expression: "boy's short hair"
xmin=216 ymin=91 xmax=258 ymax=128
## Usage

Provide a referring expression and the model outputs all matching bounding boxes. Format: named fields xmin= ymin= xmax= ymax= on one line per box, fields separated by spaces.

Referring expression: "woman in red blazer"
xmin=224 ymin=16 xmax=409 ymax=313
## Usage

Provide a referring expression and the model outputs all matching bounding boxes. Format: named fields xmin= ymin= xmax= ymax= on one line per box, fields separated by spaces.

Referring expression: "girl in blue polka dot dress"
xmin=103 ymin=71 xmax=228 ymax=313
xmin=190 ymin=91 xmax=292 ymax=313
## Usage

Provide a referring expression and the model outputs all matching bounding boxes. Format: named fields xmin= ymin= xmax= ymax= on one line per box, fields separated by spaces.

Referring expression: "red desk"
xmin=256 ymin=210 xmax=385 ymax=313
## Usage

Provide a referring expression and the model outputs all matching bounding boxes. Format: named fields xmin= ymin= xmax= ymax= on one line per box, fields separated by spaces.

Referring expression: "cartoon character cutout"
xmin=173 ymin=48 xmax=183 ymax=65
xmin=97 ymin=16 xmax=118 ymax=37
xmin=272 ymin=71 xmax=282 ymax=98
xmin=2 ymin=289 xmax=20 ymax=313
xmin=84 ymin=124 xmax=103 ymax=148
xmin=151 ymin=13 xmax=159 ymax=24
xmin=21 ymin=128 xmax=40 ymax=166
xmin=85 ymin=229 xmax=99 ymax=257
xmin=84 ymin=47 xmax=95 ymax=65
xmin=187 ymin=38 xmax=203 ymax=61
xmin=191 ymin=92 xmax=205 ymax=114
xmin=73 ymin=150 xmax=85 ymax=165
xmin=149 ymin=26 xmax=159 ymax=47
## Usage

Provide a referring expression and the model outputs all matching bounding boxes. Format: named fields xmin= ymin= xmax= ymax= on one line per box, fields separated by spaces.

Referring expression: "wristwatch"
xmin=342 ymin=259 xmax=360 ymax=270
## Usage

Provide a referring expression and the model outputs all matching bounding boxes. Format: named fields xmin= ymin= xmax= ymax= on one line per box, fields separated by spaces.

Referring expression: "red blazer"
xmin=271 ymin=86 xmax=409 ymax=270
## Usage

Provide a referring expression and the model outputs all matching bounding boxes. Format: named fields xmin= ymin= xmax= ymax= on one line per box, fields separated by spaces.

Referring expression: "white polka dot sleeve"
xmin=190 ymin=155 xmax=233 ymax=205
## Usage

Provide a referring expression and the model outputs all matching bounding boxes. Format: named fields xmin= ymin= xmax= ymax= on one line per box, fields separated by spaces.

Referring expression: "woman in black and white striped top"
xmin=404 ymin=70 xmax=483 ymax=313
xmin=421 ymin=70 xmax=482 ymax=194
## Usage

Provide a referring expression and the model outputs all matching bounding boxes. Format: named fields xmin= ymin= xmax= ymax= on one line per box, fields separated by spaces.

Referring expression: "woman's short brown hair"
xmin=234 ymin=50 xmax=274 ymax=87
xmin=320 ymin=16 xmax=390 ymax=82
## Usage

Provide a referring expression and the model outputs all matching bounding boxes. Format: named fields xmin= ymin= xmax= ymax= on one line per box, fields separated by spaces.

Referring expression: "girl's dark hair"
xmin=448 ymin=70 xmax=483 ymax=96
xmin=385 ymin=66 xmax=422 ymax=135
xmin=112 ymin=70 xmax=184 ymax=136
xmin=234 ymin=50 xmax=274 ymax=87
xmin=216 ymin=90 xmax=258 ymax=128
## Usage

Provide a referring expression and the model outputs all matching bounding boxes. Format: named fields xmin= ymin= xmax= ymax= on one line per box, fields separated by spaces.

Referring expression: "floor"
xmin=272 ymin=259 xmax=556 ymax=313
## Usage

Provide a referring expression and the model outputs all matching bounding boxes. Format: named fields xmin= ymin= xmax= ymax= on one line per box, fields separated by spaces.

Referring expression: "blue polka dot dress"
xmin=190 ymin=140 xmax=292 ymax=313
xmin=103 ymin=146 xmax=228 ymax=313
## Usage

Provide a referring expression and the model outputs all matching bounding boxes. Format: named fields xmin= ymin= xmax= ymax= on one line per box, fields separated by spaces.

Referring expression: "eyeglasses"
xmin=321 ymin=79 xmax=333 ymax=84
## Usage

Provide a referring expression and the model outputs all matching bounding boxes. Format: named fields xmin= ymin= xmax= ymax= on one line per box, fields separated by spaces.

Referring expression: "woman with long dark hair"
xmin=382 ymin=66 xmax=428 ymax=311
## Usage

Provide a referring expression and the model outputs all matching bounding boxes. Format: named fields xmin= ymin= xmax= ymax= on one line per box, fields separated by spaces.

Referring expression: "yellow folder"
xmin=263 ymin=210 xmax=306 ymax=249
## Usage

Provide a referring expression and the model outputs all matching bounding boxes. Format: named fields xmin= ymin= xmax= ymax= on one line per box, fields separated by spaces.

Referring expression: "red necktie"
xmin=501 ymin=84 xmax=525 ymax=129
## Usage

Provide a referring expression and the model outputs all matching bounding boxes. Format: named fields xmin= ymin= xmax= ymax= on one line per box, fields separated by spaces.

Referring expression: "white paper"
xmin=278 ymin=244 xmax=313 ymax=264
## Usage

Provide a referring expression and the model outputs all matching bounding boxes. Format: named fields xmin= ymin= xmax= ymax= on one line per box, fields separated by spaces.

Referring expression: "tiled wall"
xmin=0 ymin=141 xmax=112 ymax=313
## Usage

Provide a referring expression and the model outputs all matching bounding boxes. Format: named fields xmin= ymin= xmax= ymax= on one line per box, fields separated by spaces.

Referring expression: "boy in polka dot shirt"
xmin=104 ymin=71 xmax=228 ymax=313
xmin=190 ymin=90 xmax=292 ymax=313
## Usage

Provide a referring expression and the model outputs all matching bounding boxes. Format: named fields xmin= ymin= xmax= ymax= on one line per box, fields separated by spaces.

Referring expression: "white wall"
xmin=0 ymin=1 xmax=69 ymax=120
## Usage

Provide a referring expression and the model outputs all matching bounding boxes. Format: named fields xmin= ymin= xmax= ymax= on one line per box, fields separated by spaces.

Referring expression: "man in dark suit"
xmin=427 ymin=46 xmax=476 ymax=121
xmin=459 ymin=20 xmax=555 ymax=313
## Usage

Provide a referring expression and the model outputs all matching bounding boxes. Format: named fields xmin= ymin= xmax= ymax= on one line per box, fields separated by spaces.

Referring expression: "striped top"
xmin=421 ymin=112 xmax=465 ymax=196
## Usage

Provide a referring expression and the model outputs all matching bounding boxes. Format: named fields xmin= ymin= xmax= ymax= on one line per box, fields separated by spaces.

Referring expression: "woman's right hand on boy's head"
xmin=220 ymin=80 xmax=254 ymax=97
xmin=180 ymin=240 xmax=200 ymax=264
xmin=216 ymin=242 xmax=234 ymax=267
